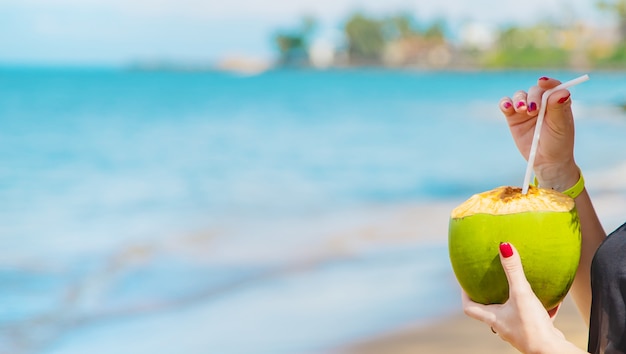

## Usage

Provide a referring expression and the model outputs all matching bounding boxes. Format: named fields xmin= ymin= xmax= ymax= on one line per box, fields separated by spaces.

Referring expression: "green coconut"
xmin=448 ymin=185 xmax=581 ymax=310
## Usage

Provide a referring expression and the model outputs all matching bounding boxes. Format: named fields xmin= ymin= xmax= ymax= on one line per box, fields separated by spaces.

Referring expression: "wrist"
xmin=527 ymin=330 xmax=585 ymax=354
xmin=534 ymin=162 xmax=579 ymax=193
xmin=536 ymin=339 xmax=587 ymax=354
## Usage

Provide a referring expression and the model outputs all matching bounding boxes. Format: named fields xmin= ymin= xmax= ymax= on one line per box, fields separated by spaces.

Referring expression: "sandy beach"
xmin=337 ymin=296 xmax=588 ymax=353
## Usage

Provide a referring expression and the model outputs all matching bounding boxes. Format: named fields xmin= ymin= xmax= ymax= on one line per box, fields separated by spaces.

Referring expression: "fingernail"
xmin=502 ymin=101 xmax=512 ymax=109
xmin=539 ymin=76 xmax=549 ymax=81
xmin=499 ymin=242 xmax=513 ymax=258
xmin=528 ymin=102 xmax=537 ymax=112
xmin=558 ymin=94 xmax=571 ymax=104
xmin=516 ymin=101 xmax=526 ymax=109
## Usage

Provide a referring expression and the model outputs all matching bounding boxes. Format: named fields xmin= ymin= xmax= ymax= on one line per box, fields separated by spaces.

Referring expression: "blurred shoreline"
xmin=334 ymin=296 xmax=588 ymax=354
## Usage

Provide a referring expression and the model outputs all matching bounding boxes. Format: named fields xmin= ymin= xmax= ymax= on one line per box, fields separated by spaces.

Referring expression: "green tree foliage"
xmin=593 ymin=44 xmax=626 ymax=68
xmin=343 ymin=12 xmax=447 ymax=65
xmin=483 ymin=24 xmax=570 ymax=68
xmin=273 ymin=16 xmax=317 ymax=66
xmin=270 ymin=6 xmax=626 ymax=70
xmin=381 ymin=12 xmax=421 ymax=40
xmin=423 ymin=19 xmax=446 ymax=41
xmin=344 ymin=13 xmax=387 ymax=63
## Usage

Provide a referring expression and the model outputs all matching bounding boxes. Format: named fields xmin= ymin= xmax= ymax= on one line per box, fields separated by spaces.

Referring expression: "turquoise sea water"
xmin=1 ymin=68 xmax=626 ymax=353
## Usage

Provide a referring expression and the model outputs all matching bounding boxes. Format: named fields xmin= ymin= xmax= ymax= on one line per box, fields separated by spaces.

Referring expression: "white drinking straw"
xmin=521 ymin=74 xmax=590 ymax=195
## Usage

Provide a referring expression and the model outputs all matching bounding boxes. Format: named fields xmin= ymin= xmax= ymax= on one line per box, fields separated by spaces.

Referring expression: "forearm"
xmin=531 ymin=340 xmax=589 ymax=354
xmin=518 ymin=316 xmax=590 ymax=354
xmin=536 ymin=165 xmax=606 ymax=324
xmin=525 ymin=326 xmax=589 ymax=354
xmin=569 ymin=188 xmax=606 ymax=325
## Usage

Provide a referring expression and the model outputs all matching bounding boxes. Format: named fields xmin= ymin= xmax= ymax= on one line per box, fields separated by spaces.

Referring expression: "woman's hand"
xmin=461 ymin=242 xmax=587 ymax=354
xmin=499 ymin=77 xmax=579 ymax=191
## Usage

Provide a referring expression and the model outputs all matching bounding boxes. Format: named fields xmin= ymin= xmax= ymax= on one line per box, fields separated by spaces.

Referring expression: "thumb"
xmin=499 ymin=242 xmax=533 ymax=296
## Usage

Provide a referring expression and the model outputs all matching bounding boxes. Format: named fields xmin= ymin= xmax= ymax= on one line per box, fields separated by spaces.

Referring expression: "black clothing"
xmin=588 ymin=221 xmax=626 ymax=354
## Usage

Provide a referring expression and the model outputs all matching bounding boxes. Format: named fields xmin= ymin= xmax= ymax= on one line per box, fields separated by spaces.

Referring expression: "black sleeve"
xmin=588 ymin=221 xmax=626 ymax=354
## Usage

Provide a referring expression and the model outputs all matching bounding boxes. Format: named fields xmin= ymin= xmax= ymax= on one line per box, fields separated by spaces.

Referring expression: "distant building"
xmin=214 ymin=56 xmax=272 ymax=75
xmin=459 ymin=22 xmax=497 ymax=51
xmin=309 ymin=38 xmax=336 ymax=69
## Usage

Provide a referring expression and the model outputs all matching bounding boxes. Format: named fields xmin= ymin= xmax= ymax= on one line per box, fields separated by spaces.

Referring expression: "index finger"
xmin=528 ymin=76 xmax=564 ymax=116
xmin=461 ymin=291 xmax=497 ymax=326
xmin=499 ymin=242 xmax=534 ymax=298
xmin=537 ymin=76 xmax=562 ymax=89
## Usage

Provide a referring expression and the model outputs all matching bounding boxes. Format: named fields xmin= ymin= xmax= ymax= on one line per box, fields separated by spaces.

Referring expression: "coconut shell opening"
xmin=451 ymin=186 xmax=575 ymax=218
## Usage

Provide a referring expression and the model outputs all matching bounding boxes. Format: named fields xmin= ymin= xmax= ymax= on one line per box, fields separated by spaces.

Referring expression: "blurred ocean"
xmin=1 ymin=68 xmax=626 ymax=354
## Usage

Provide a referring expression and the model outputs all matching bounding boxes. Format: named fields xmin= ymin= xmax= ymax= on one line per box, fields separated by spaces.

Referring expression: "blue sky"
xmin=0 ymin=0 xmax=607 ymax=66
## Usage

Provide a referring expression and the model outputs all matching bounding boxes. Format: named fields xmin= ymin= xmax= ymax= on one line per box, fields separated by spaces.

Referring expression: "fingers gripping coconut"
xmin=461 ymin=243 xmax=584 ymax=354
xmin=449 ymin=186 xmax=581 ymax=311
xmin=449 ymin=75 xmax=589 ymax=313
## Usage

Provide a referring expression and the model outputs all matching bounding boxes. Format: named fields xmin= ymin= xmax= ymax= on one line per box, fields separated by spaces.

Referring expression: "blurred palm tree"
xmin=343 ymin=12 xmax=448 ymax=66
xmin=273 ymin=16 xmax=317 ymax=67
xmin=344 ymin=13 xmax=387 ymax=64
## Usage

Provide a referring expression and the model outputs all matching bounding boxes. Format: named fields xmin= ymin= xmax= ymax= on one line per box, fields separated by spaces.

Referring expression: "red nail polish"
xmin=528 ymin=102 xmax=537 ymax=112
xmin=503 ymin=101 xmax=512 ymax=109
xmin=516 ymin=101 xmax=526 ymax=109
xmin=500 ymin=242 xmax=513 ymax=258
xmin=539 ymin=76 xmax=549 ymax=81
xmin=558 ymin=94 xmax=570 ymax=104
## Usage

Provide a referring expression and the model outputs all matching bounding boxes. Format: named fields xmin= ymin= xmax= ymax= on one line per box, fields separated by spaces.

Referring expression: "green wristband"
xmin=533 ymin=169 xmax=585 ymax=199
xmin=562 ymin=170 xmax=585 ymax=199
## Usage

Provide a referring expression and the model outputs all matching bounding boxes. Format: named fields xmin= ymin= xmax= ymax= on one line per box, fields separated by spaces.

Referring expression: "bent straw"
xmin=521 ymin=74 xmax=590 ymax=195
